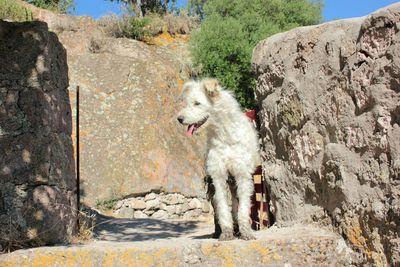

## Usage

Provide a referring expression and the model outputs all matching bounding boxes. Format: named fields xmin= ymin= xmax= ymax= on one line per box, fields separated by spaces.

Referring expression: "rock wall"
xmin=253 ymin=4 xmax=400 ymax=266
xmin=111 ymin=192 xmax=210 ymax=220
xmin=35 ymin=13 xmax=207 ymax=206
xmin=0 ymin=20 xmax=76 ymax=249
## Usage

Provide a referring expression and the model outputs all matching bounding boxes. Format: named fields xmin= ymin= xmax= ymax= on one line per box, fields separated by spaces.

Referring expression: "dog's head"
xmin=177 ymin=78 xmax=221 ymax=136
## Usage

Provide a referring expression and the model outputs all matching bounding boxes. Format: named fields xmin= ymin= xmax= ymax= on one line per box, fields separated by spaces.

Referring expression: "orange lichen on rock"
xmin=145 ymin=32 xmax=190 ymax=46
xmin=344 ymin=217 xmax=372 ymax=259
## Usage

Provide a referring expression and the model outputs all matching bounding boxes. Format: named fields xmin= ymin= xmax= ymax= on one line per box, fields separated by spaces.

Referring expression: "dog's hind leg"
xmin=228 ymin=178 xmax=240 ymax=237
xmin=235 ymin=173 xmax=256 ymax=240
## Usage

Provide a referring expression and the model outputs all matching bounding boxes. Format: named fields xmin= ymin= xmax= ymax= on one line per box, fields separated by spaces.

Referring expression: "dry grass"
xmin=97 ymin=13 xmax=123 ymax=38
xmin=97 ymin=11 xmax=199 ymax=40
xmin=69 ymin=207 xmax=97 ymax=244
xmin=145 ymin=11 xmax=200 ymax=35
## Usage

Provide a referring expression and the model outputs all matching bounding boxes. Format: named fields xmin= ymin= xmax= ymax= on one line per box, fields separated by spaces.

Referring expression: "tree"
xmin=25 ymin=0 xmax=74 ymax=13
xmin=188 ymin=0 xmax=207 ymax=19
xmin=108 ymin=0 xmax=176 ymax=17
xmin=191 ymin=0 xmax=323 ymax=109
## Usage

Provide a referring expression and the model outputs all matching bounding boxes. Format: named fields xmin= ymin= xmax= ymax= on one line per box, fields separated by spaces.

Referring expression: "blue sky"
xmin=72 ymin=0 xmax=400 ymax=21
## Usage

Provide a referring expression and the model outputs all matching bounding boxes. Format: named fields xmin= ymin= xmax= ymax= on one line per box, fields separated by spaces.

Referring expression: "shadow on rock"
xmin=93 ymin=211 xmax=202 ymax=242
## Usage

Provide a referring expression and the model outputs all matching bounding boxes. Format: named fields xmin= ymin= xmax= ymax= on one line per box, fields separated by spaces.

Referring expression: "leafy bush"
xmin=120 ymin=15 xmax=152 ymax=40
xmin=98 ymin=15 xmax=151 ymax=40
xmin=0 ymin=0 xmax=33 ymax=21
xmin=191 ymin=0 xmax=323 ymax=109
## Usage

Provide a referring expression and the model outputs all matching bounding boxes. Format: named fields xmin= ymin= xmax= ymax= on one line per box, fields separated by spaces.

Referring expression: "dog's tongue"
xmin=186 ymin=124 xmax=195 ymax=136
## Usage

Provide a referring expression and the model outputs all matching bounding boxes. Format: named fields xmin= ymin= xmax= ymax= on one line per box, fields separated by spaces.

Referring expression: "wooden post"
xmin=76 ymin=85 xmax=80 ymax=223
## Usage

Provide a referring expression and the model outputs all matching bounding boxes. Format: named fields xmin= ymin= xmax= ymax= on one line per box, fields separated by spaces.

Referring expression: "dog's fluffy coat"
xmin=177 ymin=78 xmax=260 ymax=240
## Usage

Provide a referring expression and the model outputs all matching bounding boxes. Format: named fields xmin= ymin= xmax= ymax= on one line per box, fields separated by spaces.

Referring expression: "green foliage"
xmin=25 ymin=0 xmax=74 ymax=14
xmin=95 ymin=198 xmax=119 ymax=211
xmin=108 ymin=0 xmax=176 ymax=16
xmin=188 ymin=0 xmax=206 ymax=19
xmin=0 ymin=0 xmax=33 ymax=21
xmin=120 ymin=15 xmax=152 ymax=40
xmin=191 ymin=0 xmax=323 ymax=109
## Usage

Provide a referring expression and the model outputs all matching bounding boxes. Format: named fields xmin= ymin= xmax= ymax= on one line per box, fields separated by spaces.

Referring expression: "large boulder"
xmin=0 ymin=20 xmax=76 ymax=249
xmin=253 ymin=4 xmax=400 ymax=266
xmin=44 ymin=14 xmax=206 ymax=206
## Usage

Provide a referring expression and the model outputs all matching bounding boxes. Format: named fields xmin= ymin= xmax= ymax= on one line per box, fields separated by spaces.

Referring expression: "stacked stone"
xmin=114 ymin=192 xmax=211 ymax=220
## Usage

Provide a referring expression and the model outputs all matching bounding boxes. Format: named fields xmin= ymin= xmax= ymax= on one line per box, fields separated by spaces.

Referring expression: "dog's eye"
xmin=194 ymin=101 xmax=201 ymax=106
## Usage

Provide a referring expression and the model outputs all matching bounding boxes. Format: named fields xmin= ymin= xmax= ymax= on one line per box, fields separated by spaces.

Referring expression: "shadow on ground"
xmin=93 ymin=212 xmax=213 ymax=242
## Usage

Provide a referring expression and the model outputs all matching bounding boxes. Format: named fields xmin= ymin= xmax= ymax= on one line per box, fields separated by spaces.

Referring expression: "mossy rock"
xmin=280 ymin=97 xmax=306 ymax=130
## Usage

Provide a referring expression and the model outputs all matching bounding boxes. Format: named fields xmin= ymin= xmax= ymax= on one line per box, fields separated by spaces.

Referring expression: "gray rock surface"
xmin=0 ymin=225 xmax=354 ymax=266
xmin=252 ymin=3 xmax=400 ymax=266
xmin=0 ymin=20 xmax=76 ymax=249
xmin=23 ymin=2 xmax=206 ymax=206
xmin=56 ymin=18 xmax=207 ymax=206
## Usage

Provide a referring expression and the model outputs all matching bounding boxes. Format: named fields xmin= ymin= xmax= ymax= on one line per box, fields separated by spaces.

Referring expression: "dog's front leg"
xmin=211 ymin=175 xmax=235 ymax=241
xmin=236 ymin=174 xmax=256 ymax=240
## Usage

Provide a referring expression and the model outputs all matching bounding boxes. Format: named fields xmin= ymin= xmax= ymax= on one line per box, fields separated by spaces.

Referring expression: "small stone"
xmin=170 ymin=214 xmax=179 ymax=219
xmin=145 ymin=198 xmax=160 ymax=210
xmin=144 ymin=192 xmax=157 ymax=201
xmin=159 ymin=202 xmax=167 ymax=210
xmin=183 ymin=209 xmax=202 ymax=219
xmin=144 ymin=209 xmax=155 ymax=215
xmin=117 ymin=207 xmax=134 ymax=218
xmin=188 ymin=198 xmax=202 ymax=210
xmin=114 ymin=200 xmax=124 ymax=210
xmin=176 ymin=202 xmax=189 ymax=215
xmin=133 ymin=210 xmax=148 ymax=219
xmin=201 ymin=201 xmax=210 ymax=213
xmin=181 ymin=202 xmax=190 ymax=213
xmin=161 ymin=193 xmax=185 ymax=205
xmin=130 ymin=199 xmax=146 ymax=210
xmin=164 ymin=205 xmax=176 ymax=215
xmin=152 ymin=210 xmax=168 ymax=219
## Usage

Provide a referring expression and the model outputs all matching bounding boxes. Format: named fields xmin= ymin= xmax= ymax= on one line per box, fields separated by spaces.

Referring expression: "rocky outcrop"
xmin=253 ymin=3 xmax=400 ymax=266
xmin=0 ymin=226 xmax=352 ymax=266
xmin=0 ymin=20 xmax=76 ymax=249
xmin=42 ymin=13 xmax=206 ymax=206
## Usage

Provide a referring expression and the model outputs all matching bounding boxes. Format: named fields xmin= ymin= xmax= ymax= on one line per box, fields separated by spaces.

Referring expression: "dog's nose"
xmin=177 ymin=116 xmax=184 ymax=124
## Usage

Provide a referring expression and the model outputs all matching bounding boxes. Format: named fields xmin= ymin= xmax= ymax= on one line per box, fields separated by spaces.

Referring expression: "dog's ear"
xmin=202 ymin=78 xmax=221 ymax=99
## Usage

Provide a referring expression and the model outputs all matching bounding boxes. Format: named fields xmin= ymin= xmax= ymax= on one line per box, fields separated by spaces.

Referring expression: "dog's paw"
xmin=218 ymin=232 xmax=235 ymax=241
xmin=239 ymin=231 xmax=256 ymax=241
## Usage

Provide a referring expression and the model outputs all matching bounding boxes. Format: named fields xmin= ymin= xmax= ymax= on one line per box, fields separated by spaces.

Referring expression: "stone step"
xmin=0 ymin=223 xmax=352 ymax=267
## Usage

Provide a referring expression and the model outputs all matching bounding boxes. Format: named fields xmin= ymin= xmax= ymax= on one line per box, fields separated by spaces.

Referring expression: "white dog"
xmin=177 ymin=78 xmax=260 ymax=240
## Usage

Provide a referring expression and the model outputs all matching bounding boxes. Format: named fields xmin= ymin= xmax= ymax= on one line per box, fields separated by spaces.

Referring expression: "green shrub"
xmin=0 ymin=0 xmax=33 ymax=21
xmin=120 ymin=15 xmax=152 ymax=40
xmin=95 ymin=198 xmax=119 ymax=211
xmin=98 ymin=15 xmax=151 ymax=40
xmin=191 ymin=0 xmax=323 ymax=109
